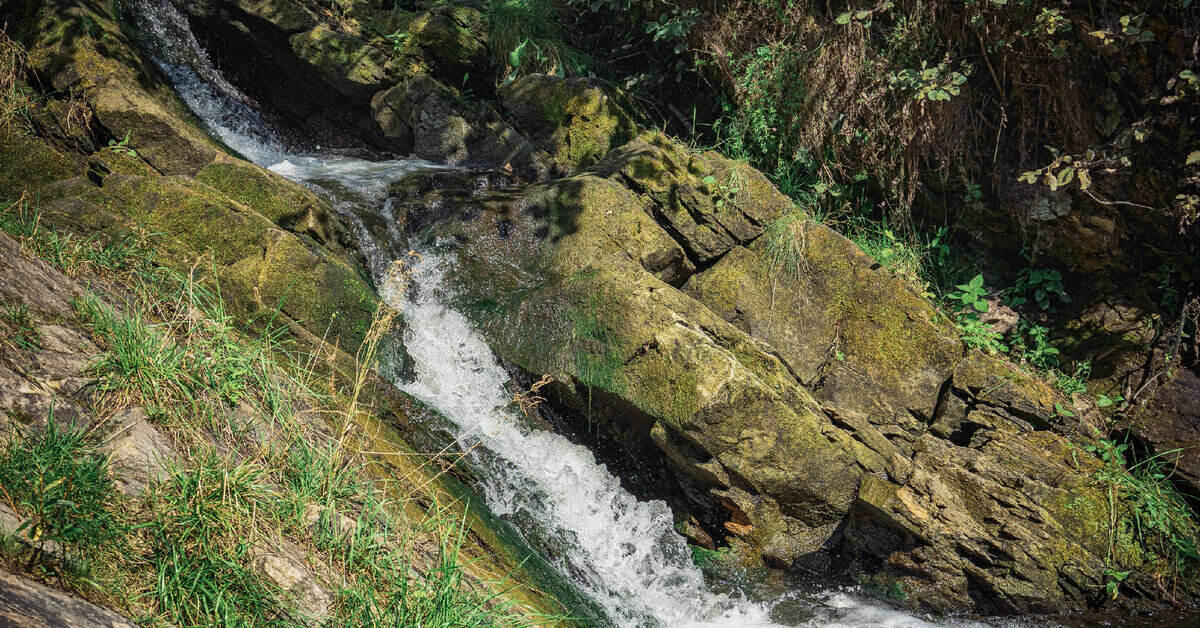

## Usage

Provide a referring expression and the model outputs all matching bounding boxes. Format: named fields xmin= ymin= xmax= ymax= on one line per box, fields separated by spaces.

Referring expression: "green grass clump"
xmin=0 ymin=198 xmax=158 ymax=279
xmin=0 ymin=303 xmax=40 ymax=351
xmin=146 ymin=457 xmax=287 ymax=627
xmin=1089 ymin=438 xmax=1200 ymax=589
xmin=488 ymin=0 xmax=590 ymax=83
xmin=0 ymin=417 xmax=127 ymax=568
xmin=77 ymin=295 xmax=196 ymax=408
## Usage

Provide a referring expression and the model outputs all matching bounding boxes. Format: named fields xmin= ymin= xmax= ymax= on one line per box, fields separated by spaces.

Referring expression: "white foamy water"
xmin=392 ymin=255 xmax=780 ymax=627
xmin=389 ymin=255 xmax=990 ymax=628
xmin=125 ymin=2 xmax=1000 ymax=626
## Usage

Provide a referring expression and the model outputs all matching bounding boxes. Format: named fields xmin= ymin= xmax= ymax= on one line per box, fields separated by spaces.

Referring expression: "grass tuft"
xmin=0 ymin=303 xmax=41 ymax=352
xmin=1089 ymin=437 xmax=1200 ymax=595
xmin=488 ymin=0 xmax=590 ymax=83
xmin=0 ymin=415 xmax=127 ymax=569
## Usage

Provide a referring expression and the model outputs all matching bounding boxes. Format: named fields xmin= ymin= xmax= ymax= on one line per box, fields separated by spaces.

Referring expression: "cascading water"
xmin=125 ymin=3 xmax=1007 ymax=626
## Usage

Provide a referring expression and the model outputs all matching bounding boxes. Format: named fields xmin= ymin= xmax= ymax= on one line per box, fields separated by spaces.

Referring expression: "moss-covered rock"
xmin=372 ymin=75 xmax=550 ymax=177
xmin=289 ymin=25 xmax=398 ymax=102
xmin=684 ymin=222 xmax=962 ymax=443
xmin=196 ymin=156 xmax=347 ymax=250
xmin=90 ymin=86 xmax=219 ymax=175
xmin=500 ymin=75 xmax=637 ymax=173
xmin=394 ymin=128 xmax=1149 ymax=612
xmin=0 ymin=131 xmax=83 ymax=200
xmin=844 ymin=429 xmax=1140 ymax=614
xmin=40 ymin=172 xmax=375 ymax=352
xmin=12 ymin=0 xmax=222 ymax=176
xmin=591 ymin=132 xmax=792 ymax=263
xmin=396 ymin=165 xmax=868 ymax=566
xmin=217 ymin=0 xmax=320 ymax=33
xmin=404 ymin=7 xmax=489 ymax=88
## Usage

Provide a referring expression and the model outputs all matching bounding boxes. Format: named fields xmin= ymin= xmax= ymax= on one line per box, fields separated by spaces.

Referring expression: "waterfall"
xmin=123 ymin=2 xmax=1000 ymax=626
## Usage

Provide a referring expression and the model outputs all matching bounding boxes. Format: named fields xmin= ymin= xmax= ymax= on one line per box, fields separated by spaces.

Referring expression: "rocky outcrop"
xmin=393 ymin=128 xmax=1159 ymax=611
xmin=0 ymin=568 xmax=139 ymax=628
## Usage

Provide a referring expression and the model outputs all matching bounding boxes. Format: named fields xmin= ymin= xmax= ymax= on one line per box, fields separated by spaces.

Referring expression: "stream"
xmin=126 ymin=2 xmax=1018 ymax=626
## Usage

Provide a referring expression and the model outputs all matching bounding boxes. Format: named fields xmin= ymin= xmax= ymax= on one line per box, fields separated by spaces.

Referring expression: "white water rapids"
xmin=126 ymin=2 xmax=1009 ymax=626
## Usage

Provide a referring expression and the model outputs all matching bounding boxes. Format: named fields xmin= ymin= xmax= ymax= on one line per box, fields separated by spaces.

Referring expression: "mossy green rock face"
xmin=405 ymin=7 xmax=489 ymax=86
xmin=285 ymin=6 xmax=488 ymax=106
xmin=846 ymin=431 xmax=1120 ymax=614
xmin=289 ymin=26 xmax=397 ymax=102
xmin=12 ymin=0 xmax=222 ymax=176
xmin=197 ymin=156 xmax=348 ymax=252
xmin=591 ymin=133 xmax=792 ymax=263
xmin=39 ymin=171 xmax=375 ymax=352
xmin=399 ymin=167 xmax=866 ymax=565
xmin=0 ymin=132 xmax=82 ymax=199
xmin=399 ymin=131 xmax=1142 ymax=612
xmin=500 ymin=75 xmax=637 ymax=173
xmin=219 ymin=0 xmax=319 ymax=33
xmin=683 ymin=221 xmax=963 ymax=444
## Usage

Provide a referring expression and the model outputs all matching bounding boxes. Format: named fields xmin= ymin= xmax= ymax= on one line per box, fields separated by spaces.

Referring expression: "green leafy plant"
xmin=701 ymin=169 xmax=745 ymax=209
xmin=385 ymin=29 xmax=409 ymax=53
xmin=956 ymin=315 xmax=1007 ymax=354
xmin=107 ymin=131 xmax=137 ymax=157
xmin=1008 ymin=265 xmax=1070 ymax=311
xmin=1104 ymin=568 xmax=1131 ymax=600
xmin=888 ymin=58 xmax=970 ymax=102
xmin=489 ymin=0 xmax=590 ymax=83
xmin=949 ymin=273 xmax=990 ymax=313
xmin=1010 ymin=321 xmax=1060 ymax=369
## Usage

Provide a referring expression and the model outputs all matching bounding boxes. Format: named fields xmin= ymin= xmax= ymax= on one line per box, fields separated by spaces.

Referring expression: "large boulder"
xmin=372 ymin=75 xmax=549 ymax=177
xmin=36 ymin=168 xmax=376 ymax=352
xmin=394 ymin=131 xmax=1153 ymax=612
